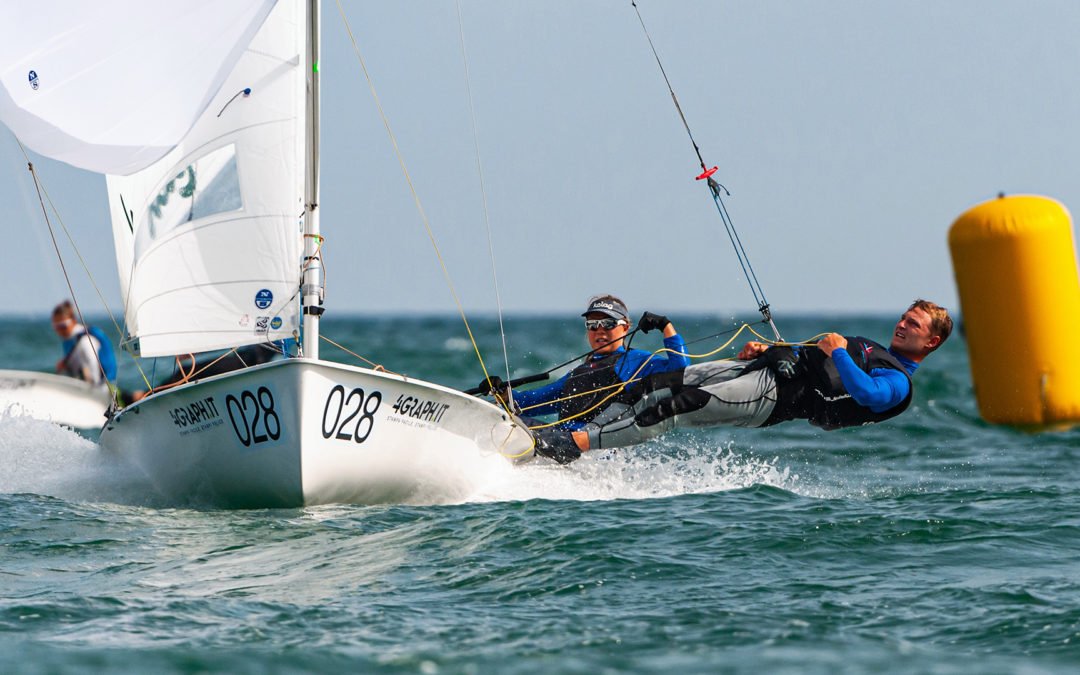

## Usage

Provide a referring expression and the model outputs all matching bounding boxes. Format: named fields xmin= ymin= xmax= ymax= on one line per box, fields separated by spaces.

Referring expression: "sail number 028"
xmin=225 ymin=386 xmax=281 ymax=447
xmin=322 ymin=385 xmax=381 ymax=443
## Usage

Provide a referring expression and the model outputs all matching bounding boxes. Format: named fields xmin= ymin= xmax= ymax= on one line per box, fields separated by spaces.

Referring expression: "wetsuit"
xmin=580 ymin=336 xmax=917 ymax=451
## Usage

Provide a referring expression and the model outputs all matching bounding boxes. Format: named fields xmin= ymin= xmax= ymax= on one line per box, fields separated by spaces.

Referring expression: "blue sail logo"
xmin=254 ymin=289 xmax=273 ymax=309
xmin=28 ymin=70 xmax=39 ymax=90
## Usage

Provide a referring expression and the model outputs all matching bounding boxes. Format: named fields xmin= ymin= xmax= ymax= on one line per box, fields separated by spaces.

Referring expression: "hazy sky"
xmin=4 ymin=0 xmax=1080 ymax=323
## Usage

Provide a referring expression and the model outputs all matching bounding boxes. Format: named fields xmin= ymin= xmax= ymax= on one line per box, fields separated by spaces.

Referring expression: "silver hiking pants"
xmin=584 ymin=360 xmax=779 ymax=450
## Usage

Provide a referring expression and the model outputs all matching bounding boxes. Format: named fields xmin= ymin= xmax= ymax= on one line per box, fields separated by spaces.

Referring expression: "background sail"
xmin=107 ymin=0 xmax=305 ymax=357
xmin=0 ymin=1 xmax=277 ymax=175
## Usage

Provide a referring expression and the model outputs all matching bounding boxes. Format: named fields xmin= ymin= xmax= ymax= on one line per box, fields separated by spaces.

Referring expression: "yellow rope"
xmin=334 ymin=1 xmax=510 ymax=419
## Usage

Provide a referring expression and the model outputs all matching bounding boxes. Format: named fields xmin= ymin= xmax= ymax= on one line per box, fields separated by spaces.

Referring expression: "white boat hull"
xmin=0 ymin=369 xmax=111 ymax=429
xmin=99 ymin=358 xmax=534 ymax=507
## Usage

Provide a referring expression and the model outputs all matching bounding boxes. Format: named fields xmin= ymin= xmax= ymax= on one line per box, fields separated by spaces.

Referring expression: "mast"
xmin=301 ymin=0 xmax=324 ymax=358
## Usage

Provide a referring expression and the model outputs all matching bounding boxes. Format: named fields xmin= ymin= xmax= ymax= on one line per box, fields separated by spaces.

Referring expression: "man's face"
xmin=52 ymin=316 xmax=75 ymax=339
xmin=585 ymin=312 xmax=629 ymax=355
xmin=889 ymin=307 xmax=940 ymax=359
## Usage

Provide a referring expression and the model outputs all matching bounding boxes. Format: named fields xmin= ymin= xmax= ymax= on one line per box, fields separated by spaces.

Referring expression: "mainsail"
xmin=1 ymin=0 xmax=305 ymax=357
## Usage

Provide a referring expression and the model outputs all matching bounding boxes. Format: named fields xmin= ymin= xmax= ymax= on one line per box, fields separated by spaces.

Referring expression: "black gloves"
xmin=637 ymin=311 xmax=670 ymax=334
xmin=476 ymin=376 xmax=506 ymax=396
xmin=532 ymin=429 xmax=582 ymax=464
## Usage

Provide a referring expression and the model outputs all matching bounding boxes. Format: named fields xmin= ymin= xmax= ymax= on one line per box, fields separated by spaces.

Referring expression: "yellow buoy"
xmin=949 ymin=194 xmax=1080 ymax=427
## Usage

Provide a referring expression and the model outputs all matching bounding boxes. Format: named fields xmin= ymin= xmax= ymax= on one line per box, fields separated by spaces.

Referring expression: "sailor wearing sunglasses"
xmin=493 ymin=295 xmax=688 ymax=462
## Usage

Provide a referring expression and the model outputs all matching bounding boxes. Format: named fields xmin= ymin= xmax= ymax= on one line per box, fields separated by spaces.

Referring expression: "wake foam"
xmin=0 ymin=410 xmax=157 ymax=505
xmin=467 ymin=433 xmax=833 ymax=504
xmin=0 ymin=408 xmax=838 ymax=508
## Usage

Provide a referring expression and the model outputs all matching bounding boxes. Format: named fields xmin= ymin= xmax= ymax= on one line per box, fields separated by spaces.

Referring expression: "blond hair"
xmin=909 ymin=299 xmax=952 ymax=350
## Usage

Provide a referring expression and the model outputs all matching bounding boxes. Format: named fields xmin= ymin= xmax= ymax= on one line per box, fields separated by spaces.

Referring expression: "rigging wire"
xmin=454 ymin=0 xmax=514 ymax=401
xmin=15 ymin=138 xmax=153 ymax=395
xmin=334 ymin=0 xmax=510 ymax=417
xmin=24 ymin=161 xmax=111 ymax=401
xmin=630 ymin=0 xmax=782 ymax=342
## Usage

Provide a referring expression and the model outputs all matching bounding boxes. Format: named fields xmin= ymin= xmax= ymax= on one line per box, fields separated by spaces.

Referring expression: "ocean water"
xmin=2 ymin=313 xmax=1079 ymax=674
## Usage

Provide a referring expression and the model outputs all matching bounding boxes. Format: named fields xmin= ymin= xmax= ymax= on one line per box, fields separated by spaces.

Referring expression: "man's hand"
xmin=637 ymin=311 xmax=670 ymax=334
xmin=817 ymin=333 xmax=847 ymax=356
xmin=737 ymin=341 xmax=770 ymax=360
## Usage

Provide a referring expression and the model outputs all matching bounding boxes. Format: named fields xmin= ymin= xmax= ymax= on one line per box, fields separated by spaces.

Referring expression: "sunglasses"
xmin=585 ymin=318 xmax=627 ymax=331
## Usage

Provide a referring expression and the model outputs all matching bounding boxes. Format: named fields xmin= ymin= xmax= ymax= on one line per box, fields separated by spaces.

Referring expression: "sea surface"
xmin=2 ymin=313 xmax=1079 ymax=674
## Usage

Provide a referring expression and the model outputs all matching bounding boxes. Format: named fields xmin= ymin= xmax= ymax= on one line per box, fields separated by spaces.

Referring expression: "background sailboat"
xmin=0 ymin=0 xmax=533 ymax=507
xmin=0 ymin=369 xmax=110 ymax=429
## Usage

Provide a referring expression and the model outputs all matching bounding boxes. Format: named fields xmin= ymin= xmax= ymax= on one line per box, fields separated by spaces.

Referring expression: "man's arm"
xmin=661 ymin=332 xmax=691 ymax=370
xmin=818 ymin=334 xmax=909 ymax=412
xmin=637 ymin=313 xmax=691 ymax=371
xmin=511 ymin=373 xmax=569 ymax=417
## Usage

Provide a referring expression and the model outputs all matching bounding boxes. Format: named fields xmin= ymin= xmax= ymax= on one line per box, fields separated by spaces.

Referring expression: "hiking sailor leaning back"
xmin=478 ymin=295 xmax=690 ymax=462
xmin=563 ymin=299 xmax=953 ymax=455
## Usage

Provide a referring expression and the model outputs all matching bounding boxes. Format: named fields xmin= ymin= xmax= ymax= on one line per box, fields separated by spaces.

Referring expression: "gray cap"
xmin=581 ymin=297 xmax=629 ymax=321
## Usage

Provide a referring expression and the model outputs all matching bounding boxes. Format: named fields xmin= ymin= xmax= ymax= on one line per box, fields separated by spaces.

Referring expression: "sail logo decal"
xmin=170 ymin=396 xmax=225 ymax=436
xmin=270 ymin=317 xmax=282 ymax=330
xmin=254 ymin=289 xmax=273 ymax=309
xmin=28 ymin=70 xmax=39 ymax=90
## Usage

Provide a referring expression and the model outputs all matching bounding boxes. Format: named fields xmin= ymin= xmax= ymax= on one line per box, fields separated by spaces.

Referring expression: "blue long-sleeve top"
xmin=830 ymin=347 xmax=918 ymax=412
xmin=514 ymin=333 xmax=690 ymax=426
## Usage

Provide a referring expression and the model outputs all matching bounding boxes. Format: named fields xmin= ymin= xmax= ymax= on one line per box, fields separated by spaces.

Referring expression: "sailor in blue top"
xmin=551 ymin=299 xmax=952 ymax=458
xmin=52 ymin=300 xmax=117 ymax=388
xmin=480 ymin=295 xmax=690 ymax=462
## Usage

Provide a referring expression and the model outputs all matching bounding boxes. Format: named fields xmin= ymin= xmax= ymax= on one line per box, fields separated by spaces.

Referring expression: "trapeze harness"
xmin=755 ymin=336 xmax=913 ymax=429
xmin=557 ymin=350 xmax=642 ymax=425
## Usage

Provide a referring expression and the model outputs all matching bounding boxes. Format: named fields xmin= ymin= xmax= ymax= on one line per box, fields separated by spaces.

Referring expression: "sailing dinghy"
xmin=0 ymin=370 xmax=110 ymax=429
xmin=0 ymin=0 xmax=533 ymax=507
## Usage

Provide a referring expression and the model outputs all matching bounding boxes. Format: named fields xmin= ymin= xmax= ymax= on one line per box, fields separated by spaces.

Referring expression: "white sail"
xmin=106 ymin=0 xmax=305 ymax=357
xmin=1 ymin=1 xmax=537 ymax=505
xmin=0 ymin=1 xmax=276 ymax=176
